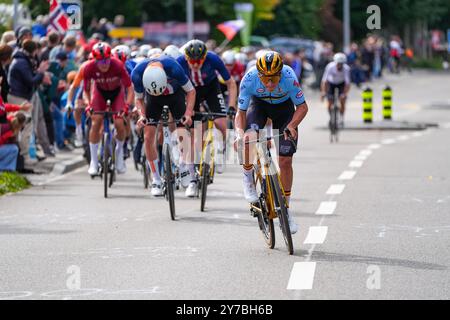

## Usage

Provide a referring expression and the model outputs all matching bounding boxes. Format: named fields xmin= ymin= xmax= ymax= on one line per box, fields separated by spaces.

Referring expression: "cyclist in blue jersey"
xmin=132 ymin=54 xmax=195 ymax=197
xmin=235 ymin=51 xmax=309 ymax=234
xmin=177 ymin=40 xmax=237 ymax=195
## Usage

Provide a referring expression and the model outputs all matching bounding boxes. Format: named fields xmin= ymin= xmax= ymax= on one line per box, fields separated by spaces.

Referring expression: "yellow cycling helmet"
xmin=256 ymin=51 xmax=283 ymax=76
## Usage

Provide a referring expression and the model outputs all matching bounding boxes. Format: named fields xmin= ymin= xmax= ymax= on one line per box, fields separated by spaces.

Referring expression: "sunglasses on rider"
xmin=258 ymin=72 xmax=281 ymax=85
xmin=96 ymin=58 xmax=111 ymax=65
xmin=187 ymin=57 xmax=205 ymax=65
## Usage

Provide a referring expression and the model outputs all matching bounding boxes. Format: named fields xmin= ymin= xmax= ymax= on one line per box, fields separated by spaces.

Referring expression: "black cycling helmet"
xmin=184 ymin=39 xmax=207 ymax=60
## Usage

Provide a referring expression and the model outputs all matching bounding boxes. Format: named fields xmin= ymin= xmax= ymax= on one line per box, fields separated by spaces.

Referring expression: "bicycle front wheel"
xmin=163 ymin=144 xmax=176 ymax=220
xmin=200 ymin=162 xmax=210 ymax=212
xmin=270 ymin=174 xmax=293 ymax=255
xmin=255 ymin=172 xmax=275 ymax=249
xmin=103 ymin=133 xmax=109 ymax=198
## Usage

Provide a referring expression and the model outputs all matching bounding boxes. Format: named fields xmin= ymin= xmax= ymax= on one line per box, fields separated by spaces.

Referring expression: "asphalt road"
xmin=0 ymin=70 xmax=449 ymax=300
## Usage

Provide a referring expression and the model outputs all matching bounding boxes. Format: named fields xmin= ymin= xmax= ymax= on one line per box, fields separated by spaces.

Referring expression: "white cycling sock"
xmin=89 ymin=143 xmax=99 ymax=166
xmin=148 ymin=159 xmax=161 ymax=183
xmin=76 ymin=125 xmax=82 ymax=139
xmin=188 ymin=164 xmax=196 ymax=182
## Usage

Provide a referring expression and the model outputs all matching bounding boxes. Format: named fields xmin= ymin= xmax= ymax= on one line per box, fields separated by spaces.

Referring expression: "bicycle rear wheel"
xmin=103 ymin=133 xmax=109 ymax=198
xmin=163 ymin=144 xmax=176 ymax=220
xmin=254 ymin=172 xmax=275 ymax=249
xmin=270 ymin=174 xmax=293 ymax=255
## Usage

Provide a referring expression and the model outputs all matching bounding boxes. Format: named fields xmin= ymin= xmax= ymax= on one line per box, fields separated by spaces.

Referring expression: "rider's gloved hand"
xmin=65 ymin=101 xmax=74 ymax=113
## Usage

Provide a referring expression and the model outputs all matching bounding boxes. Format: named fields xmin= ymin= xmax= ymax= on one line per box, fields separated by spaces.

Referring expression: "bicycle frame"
xmin=250 ymin=140 xmax=288 ymax=220
xmin=198 ymin=117 xmax=215 ymax=178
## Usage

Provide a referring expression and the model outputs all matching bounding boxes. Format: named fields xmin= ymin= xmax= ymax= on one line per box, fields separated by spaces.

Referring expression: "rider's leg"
xmin=113 ymin=117 xmax=127 ymax=173
xmin=144 ymin=125 xmax=161 ymax=182
xmin=279 ymin=156 xmax=293 ymax=205
xmin=88 ymin=114 xmax=103 ymax=174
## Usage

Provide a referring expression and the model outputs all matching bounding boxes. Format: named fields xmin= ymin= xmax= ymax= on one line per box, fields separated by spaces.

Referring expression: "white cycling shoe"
xmin=185 ymin=181 xmax=198 ymax=198
xmin=151 ymin=182 xmax=163 ymax=197
xmin=243 ymin=177 xmax=259 ymax=203
xmin=88 ymin=162 xmax=98 ymax=176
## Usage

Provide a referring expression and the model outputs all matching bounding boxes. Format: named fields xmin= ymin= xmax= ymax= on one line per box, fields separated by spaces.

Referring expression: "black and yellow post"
xmin=362 ymin=87 xmax=373 ymax=123
xmin=382 ymin=86 xmax=393 ymax=120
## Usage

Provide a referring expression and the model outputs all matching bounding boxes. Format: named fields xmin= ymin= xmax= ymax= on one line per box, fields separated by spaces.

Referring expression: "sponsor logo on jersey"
xmin=293 ymin=80 xmax=300 ymax=88
xmin=257 ymin=88 xmax=265 ymax=93
xmin=239 ymin=98 xmax=245 ymax=105
xmin=296 ymin=91 xmax=304 ymax=99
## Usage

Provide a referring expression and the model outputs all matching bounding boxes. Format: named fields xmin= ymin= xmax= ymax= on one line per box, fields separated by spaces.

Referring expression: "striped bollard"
xmin=382 ymin=86 xmax=393 ymax=120
xmin=362 ymin=87 xmax=373 ymax=123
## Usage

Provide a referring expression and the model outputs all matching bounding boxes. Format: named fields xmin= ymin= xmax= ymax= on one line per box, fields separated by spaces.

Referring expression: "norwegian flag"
xmin=47 ymin=0 xmax=69 ymax=34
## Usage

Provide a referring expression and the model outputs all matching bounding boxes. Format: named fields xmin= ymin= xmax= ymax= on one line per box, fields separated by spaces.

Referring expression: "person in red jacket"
xmin=0 ymin=97 xmax=27 ymax=171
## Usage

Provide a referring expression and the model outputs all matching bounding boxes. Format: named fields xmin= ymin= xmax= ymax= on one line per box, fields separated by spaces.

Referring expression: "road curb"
xmin=51 ymin=155 xmax=86 ymax=175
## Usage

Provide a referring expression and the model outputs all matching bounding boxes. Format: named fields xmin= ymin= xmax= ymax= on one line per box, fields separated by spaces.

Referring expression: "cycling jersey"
xmin=238 ymin=65 xmax=306 ymax=111
xmin=219 ymin=61 xmax=245 ymax=85
xmin=132 ymin=55 xmax=193 ymax=99
xmin=177 ymin=51 xmax=231 ymax=87
xmin=83 ymin=57 xmax=132 ymax=93
xmin=125 ymin=59 xmax=136 ymax=76
xmin=321 ymin=62 xmax=351 ymax=85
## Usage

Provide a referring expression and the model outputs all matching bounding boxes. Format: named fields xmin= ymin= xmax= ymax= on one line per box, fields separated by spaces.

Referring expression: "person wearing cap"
xmin=14 ymin=26 xmax=33 ymax=50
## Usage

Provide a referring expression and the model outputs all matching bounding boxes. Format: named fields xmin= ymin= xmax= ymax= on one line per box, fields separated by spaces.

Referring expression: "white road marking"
xmin=304 ymin=226 xmax=328 ymax=244
xmin=287 ymin=262 xmax=317 ymax=290
xmin=397 ymin=135 xmax=410 ymax=141
xmin=349 ymin=161 xmax=364 ymax=168
xmin=315 ymin=202 xmax=337 ymax=215
xmin=338 ymin=171 xmax=357 ymax=180
xmin=442 ymin=122 xmax=450 ymax=129
xmin=326 ymin=184 xmax=346 ymax=195
xmin=232 ymin=214 xmax=240 ymax=219
xmin=368 ymin=144 xmax=381 ymax=149
xmin=359 ymin=149 xmax=373 ymax=156
xmin=381 ymin=138 xmax=396 ymax=145
xmin=412 ymin=132 xmax=424 ymax=137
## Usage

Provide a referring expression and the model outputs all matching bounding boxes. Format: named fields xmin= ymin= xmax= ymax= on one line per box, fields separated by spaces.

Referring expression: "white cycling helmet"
xmin=221 ymin=50 xmax=236 ymax=65
xmin=163 ymin=45 xmax=182 ymax=59
xmin=234 ymin=52 xmax=247 ymax=65
xmin=333 ymin=52 xmax=347 ymax=64
xmin=143 ymin=66 xmax=167 ymax=96
xmin=113 ymin=45 xmax=131 ymax=57
xmin=139 ymin=44 xmax=152 ymax=57
xmin=147 ymin=47 xmax=163 ymax=58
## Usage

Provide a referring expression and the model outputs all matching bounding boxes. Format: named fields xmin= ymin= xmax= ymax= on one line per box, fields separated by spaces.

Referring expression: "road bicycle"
xmin=241 ymin=129 xmax=296 ymax=255
xmin=88 ymin=100 xmax=122 ymax=198
xmin=329 ymin=87 xmax=340 ymax=143
xmin=144 ymin=106 xmax=184 ymax=220
xmin=195 ymin=109 xmax=235 ymax=212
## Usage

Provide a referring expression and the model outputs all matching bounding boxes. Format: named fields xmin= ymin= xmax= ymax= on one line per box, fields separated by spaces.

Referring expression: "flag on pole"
xmin=47 ymin=0 xmax=69 ymax=34
xmin=216 ymin=20 xmax=246 ymax=41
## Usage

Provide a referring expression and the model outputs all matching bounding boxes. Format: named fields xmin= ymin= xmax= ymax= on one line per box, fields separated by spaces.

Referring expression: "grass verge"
xmin=0 ymin=171 xmax=31 ymax=196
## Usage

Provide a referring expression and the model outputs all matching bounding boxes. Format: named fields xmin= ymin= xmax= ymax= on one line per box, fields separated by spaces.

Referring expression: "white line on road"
xmin=338 ymin=171 xmax=357 ymax=180
xmin=354 ymin=155 xmax=368 ymax=161
xmin=381 ymin=138 xmax=396 ymax=145
xmin=349 ymin=160 xmax=364 ymax=168
xmin=397 ymin=135 xmax=410 ymax=141
xmin=304 ymin=226 xmax=328 ymax=244
xmin=287 ymin=262 xmax=317 ymax=290
xmin=359 ymin=149 xmax=373 ymax=156
xmin=315 ymin=202 xmax=337 ymax=215
xmin=368 ymin=144 xmax=381 ymax=149
xmin=326 ymin=184 xmax=346 ymax=195
xmin=412 ymin=132 xmax=424 ymax=137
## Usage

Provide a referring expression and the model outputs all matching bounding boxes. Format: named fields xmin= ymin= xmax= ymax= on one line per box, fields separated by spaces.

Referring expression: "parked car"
xmin=269 ymin=36 xmax=316 ymax=62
